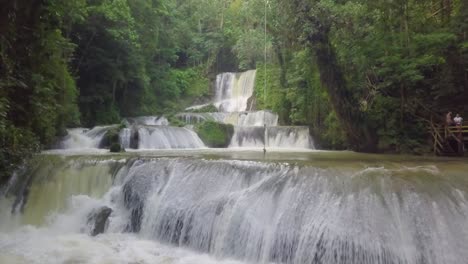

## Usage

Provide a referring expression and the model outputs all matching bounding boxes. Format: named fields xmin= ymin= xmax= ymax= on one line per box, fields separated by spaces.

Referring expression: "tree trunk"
xmin=313 ymin=37 xmax=378 ymax=152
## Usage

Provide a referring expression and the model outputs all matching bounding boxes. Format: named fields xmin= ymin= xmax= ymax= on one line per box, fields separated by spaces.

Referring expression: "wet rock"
xmin=87 ymin=206 xmax=112 ymax=236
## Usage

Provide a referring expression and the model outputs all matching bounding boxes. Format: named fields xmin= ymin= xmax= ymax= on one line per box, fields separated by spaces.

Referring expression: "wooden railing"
xmin=429 ymin=121 xmax=467 ymax=156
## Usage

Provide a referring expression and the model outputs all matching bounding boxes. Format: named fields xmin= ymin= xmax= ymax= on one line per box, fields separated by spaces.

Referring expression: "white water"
xmin=1 ymin=156 xmax=468 ymax=264
xmin=237 ymin=111 xmax=278 ymax=126
xmin=119 ymin=128 xmax=132 ymax=149
xmin=138 ymin=126 xmax=205 ymax=149
xmin=59 ymin=125 xmax=206 ymax=151
xmin=186 ymin=70 xmax=256 ymax=112
xmin=60 ymin=126 xmax=115 ymax=149
xmin=229 ymin=126 xmax=314 ymax=149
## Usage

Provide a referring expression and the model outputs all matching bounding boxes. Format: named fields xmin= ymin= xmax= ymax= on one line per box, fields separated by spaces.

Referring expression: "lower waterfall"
xmin=229 ymin=126 xmax=314 ymax=149
xmin=1 ymin=155 xmax=467 ymax=264
xmin=137 ymin=126 xmax=205 ymax=149
xmin=60 ymin=126 xmax=116 ymax=149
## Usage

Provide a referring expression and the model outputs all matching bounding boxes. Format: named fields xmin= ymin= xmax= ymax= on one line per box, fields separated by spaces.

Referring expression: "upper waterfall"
xmin=214 ymin=70 xmax=256 ymax=112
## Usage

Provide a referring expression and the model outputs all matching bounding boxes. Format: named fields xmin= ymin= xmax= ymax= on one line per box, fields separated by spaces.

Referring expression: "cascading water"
xmin=119 ymin=128 xmax=132 ymax=149
xmin=214 ymin=70 xmax=257 ymax=112
xmin=229 ymin=126 xmax=314 ymax=149
xmin=60 ymin=126 xmax=115 ymax=149
xmin=184 ymin=68 xmax=313 ymax=149
xmin=1 ymin=154 xmax=468 ymax=264
xmin=137 ymin=126 xmax=205 ymax=149
xmin=237 ymin=111 xmax=278 ymax=126
xmin=57 ymin=114 xmax=206 ymax=150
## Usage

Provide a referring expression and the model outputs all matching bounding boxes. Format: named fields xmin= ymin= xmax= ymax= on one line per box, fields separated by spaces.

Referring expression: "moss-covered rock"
xmin=110 ymin=143 xmax=122 ymax=153
xmin=195 ymin=121 xmax=234 ymax=148
xmin=100 ymin=127 xmax=120 ymax=148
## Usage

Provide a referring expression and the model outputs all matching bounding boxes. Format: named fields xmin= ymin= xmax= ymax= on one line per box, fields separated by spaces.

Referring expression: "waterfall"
xmin=184 ymin=70 xmax=256 ymax=113
xmin=119 ymin=128 xmax=132 ymax=149
xmin=137 ymin=126 xmax=205 ymax=149
xmin=181 ymin=69 xmax=313 ymax=150
xmin=2 ymin=156 xmax=468 ymax=264
xmin=60 ymin=126 xmax=115 ymax=149
xmin=229 ymin=126 xmax=314 ymax=149
xmin=57 ymin=124 xmax=205 ymax=151
xmin=214 ymin=70 xmax=256 ymax=112
xmin=237 ymin=111 xmax=278 ymax=126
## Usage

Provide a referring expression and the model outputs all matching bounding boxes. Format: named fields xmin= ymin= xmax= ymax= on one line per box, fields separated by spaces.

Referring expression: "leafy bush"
xmin=188 ymin=104 xmax=218 ymax=113
xmin=195 ymin=121 xmax=234 ymax=148
xmin=0 ymin=125 xmax=40 ymax=184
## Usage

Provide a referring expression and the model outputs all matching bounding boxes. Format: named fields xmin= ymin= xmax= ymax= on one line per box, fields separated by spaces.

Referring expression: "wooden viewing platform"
xmin=429 ymin=121 xmax=468 ymax=156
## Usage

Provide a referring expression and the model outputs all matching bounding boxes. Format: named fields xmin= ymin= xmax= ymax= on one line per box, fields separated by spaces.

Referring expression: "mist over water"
xmin=1 ymin=153 xmax=467 ymax=264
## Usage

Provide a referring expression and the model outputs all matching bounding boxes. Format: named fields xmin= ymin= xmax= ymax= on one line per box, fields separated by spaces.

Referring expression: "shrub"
xmin=195 ymin=121 xmax=234 ymax=148
xmin=0 ymin=125 xmax=40 ymax=185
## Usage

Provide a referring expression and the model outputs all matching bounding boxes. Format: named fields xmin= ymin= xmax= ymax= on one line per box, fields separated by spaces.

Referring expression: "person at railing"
xmin=446 ymin=112 xmax=453 ymax=126
xmin=454 ymin=114 xmax=463 ymax=127
xmin=454 ymin=114 xmax=463 ymax=138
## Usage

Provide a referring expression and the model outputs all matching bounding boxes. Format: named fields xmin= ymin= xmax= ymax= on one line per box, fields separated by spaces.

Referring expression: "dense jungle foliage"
xmin=1 ymin=0 xmax=467 ymax=180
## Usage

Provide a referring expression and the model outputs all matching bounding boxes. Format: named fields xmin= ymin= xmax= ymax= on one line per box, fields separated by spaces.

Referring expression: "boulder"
xmin=87 ymin=206 xmax=113 ymax=236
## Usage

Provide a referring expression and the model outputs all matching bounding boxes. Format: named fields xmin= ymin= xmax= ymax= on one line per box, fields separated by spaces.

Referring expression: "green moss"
xmin=195 ymin=121 xmax=234 ymax=148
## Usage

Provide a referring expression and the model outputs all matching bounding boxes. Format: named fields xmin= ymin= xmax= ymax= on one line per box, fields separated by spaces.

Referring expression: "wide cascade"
xmin=1 ymin=155 xmax=468 ymax=264
xmin=57 ymin=116 xmax=206 ymax=150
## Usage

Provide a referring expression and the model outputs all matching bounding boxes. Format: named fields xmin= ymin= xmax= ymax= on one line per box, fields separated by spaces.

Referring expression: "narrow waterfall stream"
xmin=1 ymin=153 xmax=467 ymax=264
